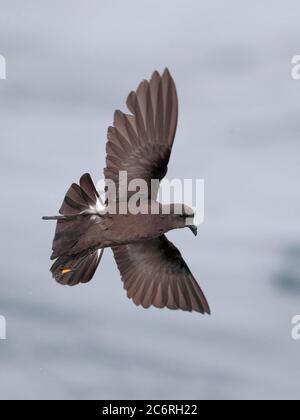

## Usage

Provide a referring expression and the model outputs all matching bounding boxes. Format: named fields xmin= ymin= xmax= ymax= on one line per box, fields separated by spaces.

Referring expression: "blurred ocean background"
xmin=0 ymin=0 xmax=300 ymax=400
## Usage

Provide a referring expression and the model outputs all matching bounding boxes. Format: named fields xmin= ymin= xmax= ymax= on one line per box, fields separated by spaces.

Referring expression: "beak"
xmin=188 ymin=225 xmax=198 ymax=236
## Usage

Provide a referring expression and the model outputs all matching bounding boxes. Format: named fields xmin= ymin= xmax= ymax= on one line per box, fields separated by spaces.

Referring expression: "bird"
xmin=43 ymin=69 xmax=210 ymax=315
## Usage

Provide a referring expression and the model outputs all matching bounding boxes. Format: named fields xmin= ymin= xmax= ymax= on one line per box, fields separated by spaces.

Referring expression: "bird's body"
xmin=44 ymin=69 xmax=210 ymax=314
xmin=51 ymin=201 xmax=193 ymax=256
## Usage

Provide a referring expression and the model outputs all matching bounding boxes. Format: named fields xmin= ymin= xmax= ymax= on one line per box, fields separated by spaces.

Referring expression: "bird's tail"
xmin=43 ymin=173 xmax=105 ymax=285
xmin=50 ymin=249 xmax=104 ymax=286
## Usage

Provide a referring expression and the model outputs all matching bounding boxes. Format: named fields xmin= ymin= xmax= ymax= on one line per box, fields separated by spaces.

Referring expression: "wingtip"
xmin=126 ymin=90 xmax=136 ymax=113
xmin=113 ymin=109 xmax=123 ymax=123
xmin=163 ymin=67 xmax=171 ymax=77
xmin=80 ymin=173 xmax=91 ymax=183
xmin=150 ymin=68 xmax=172 ymax=81
xmin=203 ymin=303 xmax=211 ymax=315
xmin=151 ymin=70 xmax=161 ymax=81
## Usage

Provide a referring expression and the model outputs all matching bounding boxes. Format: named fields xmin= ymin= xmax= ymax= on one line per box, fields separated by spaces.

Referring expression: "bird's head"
xmin=165 ymin=204 xmax=198 ymax=236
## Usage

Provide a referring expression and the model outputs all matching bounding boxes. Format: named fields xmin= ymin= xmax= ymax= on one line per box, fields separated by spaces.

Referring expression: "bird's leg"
xmin=42 ymin=214 xmax=82 ymax=221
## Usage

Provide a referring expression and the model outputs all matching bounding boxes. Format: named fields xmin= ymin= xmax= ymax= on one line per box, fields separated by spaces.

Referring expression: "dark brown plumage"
xmin=43 ymin=69 xmax=210 ymax=314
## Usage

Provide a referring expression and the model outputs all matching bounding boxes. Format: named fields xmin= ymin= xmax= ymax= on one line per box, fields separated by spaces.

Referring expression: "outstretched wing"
xmin=104 ymin=68 xmax=178 ymax=203
xmin=112 ymin=236 xmax=210 ymax=314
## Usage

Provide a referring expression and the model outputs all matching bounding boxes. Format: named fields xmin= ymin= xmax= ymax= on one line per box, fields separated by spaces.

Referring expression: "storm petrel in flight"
xmin=43 ymin=69 xmax=210 ymax=314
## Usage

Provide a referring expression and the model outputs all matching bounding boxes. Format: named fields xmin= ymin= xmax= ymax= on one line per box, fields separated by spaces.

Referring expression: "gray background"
xmin=1 ymin=0 xmax=300 ymax=400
